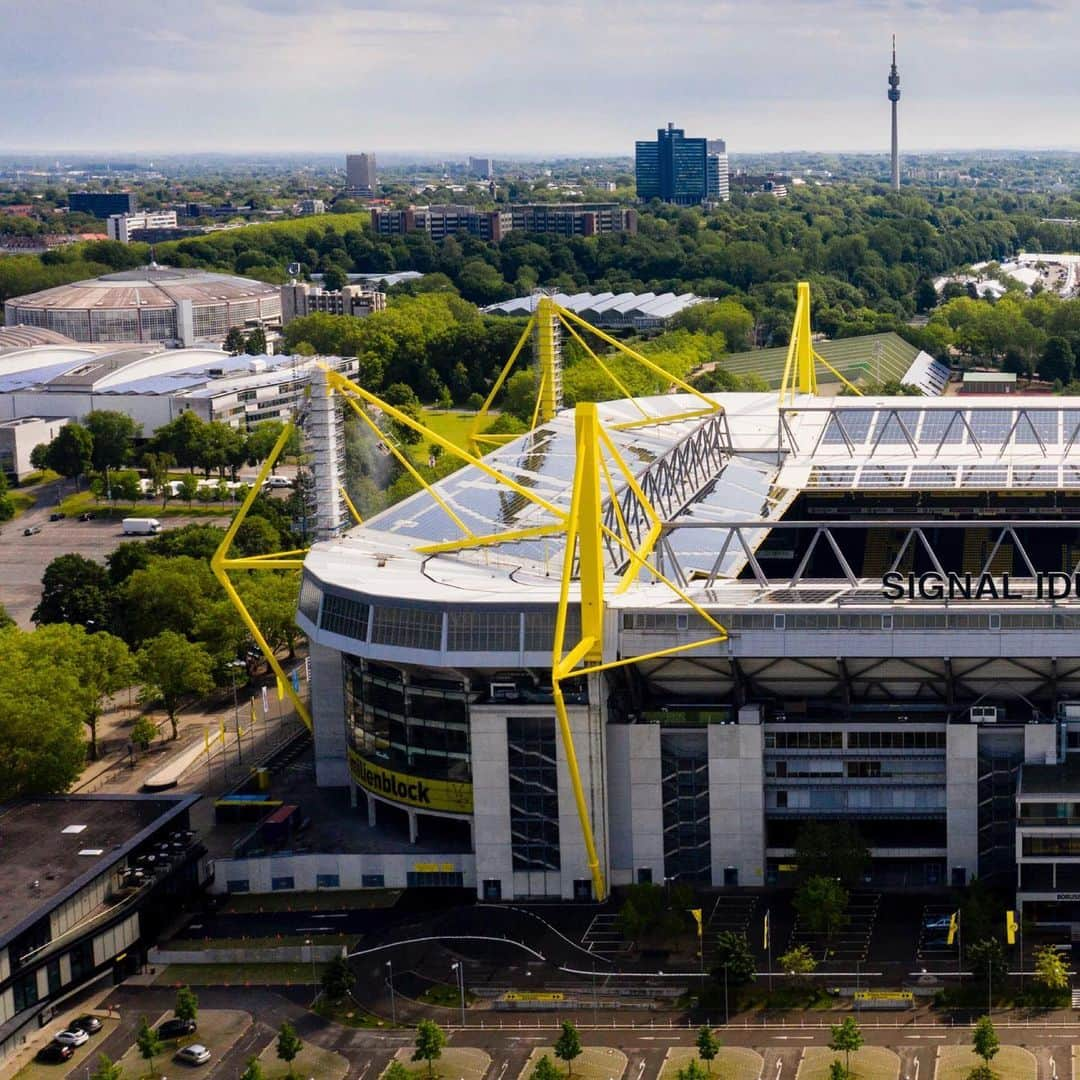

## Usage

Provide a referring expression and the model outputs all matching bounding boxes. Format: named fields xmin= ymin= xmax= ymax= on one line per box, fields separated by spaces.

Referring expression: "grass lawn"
xmin=13 ymin=1018 xmax=118 ymax=1080
xmin=418 ymin=981 xmax=478 ymax=1008
xmin=660 ymin=1047 xmax=762 ymax=1080
xmin=219 ymin=888 xmax=401 ymax=915
xmin=407 ymin=409 xmax=483 ymax=464
xmin=18 ymin=469 xmax=60 ymax=487
xmin=115 ymin=1009 xmax=249 ymax=1077
xmin=392 ymin=1046 xmax=492 ymax=1080
xmin=154 ymin=962 xmax=328 ymax=987
xmin=257 ymin=1037 xmax=349 ymax=1080
xmin=936 ymin=1047 xmax=1037 ymax=1080
xmin=7 ymin=490 xmax=35 ymax=518
xmin=58 ymin=490 xmax=234 ymax=518
xmin=520 ymin=1047 xmax=628 ymax=1080
xmin=314 ymin=999 xmax=389 ymax=1029
xmin=799 ymin=1048 xmax=900 ymax=1080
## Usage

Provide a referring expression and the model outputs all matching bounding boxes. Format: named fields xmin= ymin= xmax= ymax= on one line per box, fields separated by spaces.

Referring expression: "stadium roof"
xmin=719 ymin=332 xmax=927 ymax=390
xmin=0 ymin=325 xmax=77 ymax=351
xmin=483 ymin=290 xmax=706 ymax=327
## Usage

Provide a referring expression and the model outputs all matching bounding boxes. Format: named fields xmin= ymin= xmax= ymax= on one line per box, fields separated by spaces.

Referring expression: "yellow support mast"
xmin=535 ymin=295 xmax=562 ymax=424
xmin=780 ymin=281 xmax=863 ymax=403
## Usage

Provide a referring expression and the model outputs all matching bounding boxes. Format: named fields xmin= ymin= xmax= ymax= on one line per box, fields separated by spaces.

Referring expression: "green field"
xmin=936 ymin=1046 xmax=1037 ymax=1080
xmin=799 ymin=1047 xmax=900 ymax=1080
xmin=218 ymin=887 xmax=401 ymax=914
xmin=660 ymin=1046 xmax=763 ymax=1080
xmin=407 ymin=408 xmax=485 ymax=464
xmin=718 ymin=332 xmax=920 ymax=390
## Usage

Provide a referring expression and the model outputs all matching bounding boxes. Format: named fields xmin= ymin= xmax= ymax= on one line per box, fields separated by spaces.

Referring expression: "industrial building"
xmin=483 ymin=290 xmax=706 ymax=332
xmin=371 ymin=204 xmax=636 ymax=242
xmin=0 ymin=794 xmax=206 ymax=1063
xmin=274 ymin=306 xmax=1080 ymax=924
xmin=0 ymin=341 xmax=356 ymax=433
xmin=3 ymin=265 xmax=282 ymax=347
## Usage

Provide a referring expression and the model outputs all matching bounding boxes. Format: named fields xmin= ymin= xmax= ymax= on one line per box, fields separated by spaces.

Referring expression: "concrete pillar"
xmin=708 ymin=706 xmax=765 ymax=887
xmin=408 ymin=810 xmax=418 ymax=845
xmin=366 ymin=792 xmax=376 ymax=828
xmin=309 ymin=642 xmax=348 ymax=787
xmin=946 ymin=723 xmax=979 ymax=884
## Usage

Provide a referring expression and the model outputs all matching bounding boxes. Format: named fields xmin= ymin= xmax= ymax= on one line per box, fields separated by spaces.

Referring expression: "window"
xmin=847 ymin=761 xmax=882 ymax=778
xmin=776 ymin=791 xmax=788 ymax=809
xmin=316 ymin=874 xmax=340 ymax=889
xmin=508 ymin=717 xmax=560 ymax=871
xmin=447 ymin=610 xmax=519 ymax=651
xmin=406 ymin=871 xmax=464 ymax=887
xmin=68 ymin=940 xmax=94 ymax=982
xmin=769 ymin=731 xmax=843 ymax=749
xmin=320 ymin=593 xmax=368 ymax=640
xmin=271 ymin=876 xmax=295 ymax=891
xmin=298 ymin=575 xmax=322 ymax=625
xmin=847 ymin=730 xmax=946 ymax=750
xmin=12 ymin=973 xmax=38 ymax=1013
xmin=227 ymin=879 xmax=251 ymax=893
xmin=371 ymin=605 xmax=441 ymax=650
xmin=361 ymin=874 xmax=385 ymax=888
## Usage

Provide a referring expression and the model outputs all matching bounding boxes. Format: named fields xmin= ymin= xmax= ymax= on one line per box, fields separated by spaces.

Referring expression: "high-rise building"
xmin=467 ymin=156 xmax=493 ymax=179
xmin=635 ymin=123 xmax=708 ymax=205
xmin=68 ymin=191 xmax=136 ymax=218
xmin=706 ymin=139 xmax=730 ymax=203
xmin=345 ymin=153 xmax=377 ymax=196
xmin=888 ymin=36 xmax=901 ymax=191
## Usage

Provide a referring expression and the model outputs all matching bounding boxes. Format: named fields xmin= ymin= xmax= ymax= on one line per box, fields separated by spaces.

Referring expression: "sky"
xmin=2 ymin=0 xmax=1078 ymax=156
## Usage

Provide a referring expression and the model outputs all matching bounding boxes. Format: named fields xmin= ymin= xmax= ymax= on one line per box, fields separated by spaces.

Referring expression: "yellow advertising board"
xmin=853 ymin=991 xmax=913 ymax=1002
xmin=414 ymin=862 xmax=456 ymax=873
xmin=348 ymin=749 xmax=473 ymax=814
xmin=503 ymin=991 xmax=565 ymax=1002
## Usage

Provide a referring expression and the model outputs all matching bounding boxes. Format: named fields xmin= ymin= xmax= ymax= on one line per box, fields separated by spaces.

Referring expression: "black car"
xmin=36 ymin=1043 xmax=75 ymax=1064
xmin=71 ymin=1014 xmax=103 ymax=1034
xmin=158 ymin=1018 xmax=197 ymax=1039
xmin=49 ymin=512 xmax=65 ymax=521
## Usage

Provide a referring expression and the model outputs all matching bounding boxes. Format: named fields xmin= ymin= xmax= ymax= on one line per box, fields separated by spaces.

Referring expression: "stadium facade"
xmin=295 ymin=387 xmax=1080 ymax=925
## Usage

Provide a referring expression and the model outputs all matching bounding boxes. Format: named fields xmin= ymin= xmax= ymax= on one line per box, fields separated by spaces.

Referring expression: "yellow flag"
xmin=763 ymin=910 xmax=770 ymax=950
xmin=690 ymin=909 xmax=703 ymax=935
xmin=276 ymin=675 xmax=286 ymax=701
xmin=204 ymin=727 xmax=209 ymax=753
xmin=1006 ymin=910 xmax=1018 ymax=945
xmin=251 ymin=698 xmax=258 ymax=725
xmin=219 ymin=718 xmax=226 ymax=743
xmin=947 ymin=911 xmax=959 ymax=946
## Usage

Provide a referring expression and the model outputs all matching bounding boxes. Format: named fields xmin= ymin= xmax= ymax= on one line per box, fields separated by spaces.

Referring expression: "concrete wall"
xmin=310 ymin=642 xmax=348 ymax=787
xmin=946 ymin=724 xmax=979 ymax=883
xmin=149 ymin=944 xmax=342 ymax=964
xmin=709 ymin=707 xmax=765 ymax=887
xmin=470 ymin=704 xmax=515 ymax=899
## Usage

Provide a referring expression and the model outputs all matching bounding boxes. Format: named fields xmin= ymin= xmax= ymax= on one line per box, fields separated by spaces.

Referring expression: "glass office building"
xmin=635 ymin=124 xmax=708 ymax=205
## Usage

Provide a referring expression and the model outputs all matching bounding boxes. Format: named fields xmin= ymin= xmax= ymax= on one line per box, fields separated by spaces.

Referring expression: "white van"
xmin=122 ymin=518 xmax=163 ymax=535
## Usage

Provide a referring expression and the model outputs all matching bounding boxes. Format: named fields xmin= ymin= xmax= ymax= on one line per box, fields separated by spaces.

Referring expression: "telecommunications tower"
xmin=888 ymin=35 xmax=901 ymax=190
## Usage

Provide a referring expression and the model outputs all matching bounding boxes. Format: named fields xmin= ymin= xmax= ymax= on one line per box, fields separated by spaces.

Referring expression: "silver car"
xmin=175 ymin=1044 xmax=211 ymax=1066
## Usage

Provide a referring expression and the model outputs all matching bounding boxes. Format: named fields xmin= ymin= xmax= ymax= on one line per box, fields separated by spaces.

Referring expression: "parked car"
xmin=52 ymin=1029 xmax=90 ymax=1047
xmin=36 ymin=1043 xmax=74 ymax=1064
xmin=70 ymin=1015 xmax=102 ymax=1034
xmin=175 ymin=1044 xmax=212 ymax=1066
xmin=78 ymin=511 xmax=94 ymax=522
xmin=158 ymin=1017 xmax=197 ymax=1039
xmin=49 ymin=511 xmax=65 ymax=521
xmin=23 ymin=524 xmax=41 ymax=536
xmin=264 ymin=475 xmax=293 ymax=489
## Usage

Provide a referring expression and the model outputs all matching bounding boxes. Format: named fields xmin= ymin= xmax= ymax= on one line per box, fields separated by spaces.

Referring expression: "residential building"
xmin=370 ymin=204 xmax=636 ymax=242
xmin=635 ymin=123 xmax=708 ymax=205
xmin=106 ymin=210 xmax=178 ymax=243
xmin=0 ymin=795 xmax=207 ymax=1063
xmin=346 ymin=153 xmax=377 ymax=196
xmin=707 ymin=139 xmax=730 ymax=202
xmin=297 ymin=199 xmax=326 ymax=215
xmin=281 ymin=282 xmax=387 ymax=324
xmin=68 ymin=192 xmax=136 ymax=218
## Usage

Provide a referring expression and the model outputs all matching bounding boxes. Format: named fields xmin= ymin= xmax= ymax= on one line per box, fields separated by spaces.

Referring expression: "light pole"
xmin=451 ymin=961 xmax=466 ymax=1027
xmin=723 ymin=964 xmax=729 ymax=1026
xmin=306 ymin=938 xmax=317 ymax=1005
xmin=228 ymin=660 xmax=245 ymax=765
xmin=386 ymin=959 xmax=397 ymax=1026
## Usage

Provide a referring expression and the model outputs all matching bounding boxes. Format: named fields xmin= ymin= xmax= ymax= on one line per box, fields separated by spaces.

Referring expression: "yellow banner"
xmin=348 ymin=749 xmax=473 ymax=814
xmin=854 ymin=991 xmax=913 ymax=1001
xmin=504 ymin=991 xmax=565 ymax=1002
xmin=414 ymin=862 xmax=456 ymax=873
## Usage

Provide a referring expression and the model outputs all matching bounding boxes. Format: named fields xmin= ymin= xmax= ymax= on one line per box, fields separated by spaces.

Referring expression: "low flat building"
xmin=371 ymin=204 xmax=636 ymax=242
xmin=106 ymin=210 xmax=179 ymax=243
xmin=0 ymin=416 xmax=68 ymax=481
xmin=962 ymin=371 xmax=1017 ymax=395
xmin=281 ymin=283 xmax=387 ymax=324
xmin=0 ymin=794 xmax=207 ymax=1063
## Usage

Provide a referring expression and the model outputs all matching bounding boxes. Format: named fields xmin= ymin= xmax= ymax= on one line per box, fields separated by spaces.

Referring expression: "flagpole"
xmin=765 ymin=909 xmax=772 ymax=990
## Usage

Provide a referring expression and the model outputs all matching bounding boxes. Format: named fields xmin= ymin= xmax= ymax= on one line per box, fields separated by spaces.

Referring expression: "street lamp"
xmin=305 ymin=938 xmax=318 ymax=1005
xmin=450 ymin=961 xmax=466 ymax=1027
xmin=386 ymin=959 xmax=397 ymax=1026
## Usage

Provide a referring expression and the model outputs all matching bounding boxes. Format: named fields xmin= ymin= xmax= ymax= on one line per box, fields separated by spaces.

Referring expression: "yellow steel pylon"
xmin=779 ymin=281 xmax=863 ymax=403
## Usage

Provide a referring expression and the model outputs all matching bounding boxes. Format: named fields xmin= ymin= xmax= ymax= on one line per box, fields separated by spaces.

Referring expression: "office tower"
xmin=346 ymin=153 xmax=377 ymax=196
xmin=707 ymin=139 xmax=730 ymax=202
xmin=468 ymin=156 xmax=493 ymax=179
xmin=634 ymin=123 xmax=708 ymax=205
xmin=888 ymin=36 xmax=901 ymax=191
xmin=68 ymin=192 xmax=136 ymax=218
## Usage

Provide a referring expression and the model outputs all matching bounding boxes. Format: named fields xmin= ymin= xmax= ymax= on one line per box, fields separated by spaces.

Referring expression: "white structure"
xmin=293 ymin=389 xmax=1080 ymax=908
xmin=106 ymin=210 xmax=178 ymax=243
xmin=484 ymin=290 xmax=706 ymax=332
xmin=0 ymin=416 xmax=68 ymax=480
xmin=280 ymin=282 xmax=386 ymax=324
xmin=3 ymin=265 xmax=281 ymax=347
xmin=0 ymin=342 xmax=357 ymax=434
xmin=707 ymin=139 xmax=730 ymax=202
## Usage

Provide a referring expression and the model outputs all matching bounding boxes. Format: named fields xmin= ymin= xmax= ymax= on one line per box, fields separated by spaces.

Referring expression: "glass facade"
xmin=661 ymin=730 xmax=711 ymax=881
xmin=507 ymin=716 xmax=560 ymax=871
xmin=635 ymin=126 xmax=708 ymax=205
xmin=344 ymin=657 xmax=471 ymax=783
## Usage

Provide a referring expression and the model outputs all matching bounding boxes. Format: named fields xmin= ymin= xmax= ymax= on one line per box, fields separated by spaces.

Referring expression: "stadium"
xmin=2 ymin=264 xmax=281 ymax=347
xmin=220 ymin=288 xmax=1080 ymax=929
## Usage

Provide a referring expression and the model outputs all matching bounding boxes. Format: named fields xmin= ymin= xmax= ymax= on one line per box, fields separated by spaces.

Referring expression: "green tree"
xmin=829 ymin=1016 xmax=863 ymax=1076
xmin=137 ymin=630 xmax=216 ymax=739
xmin=321 ymin=954 xmax=355 ymax=1002
xmin=142 ymin=450 xmax=175 ymax=506
xmin=130 ymin=714 xmax=157 ymax=752
xmin=45 ymin=422 xmax=94 ymax=486
xmin=1033 ymin=945 xmax=1069 ymax=991
xmin=677 ymin=1062 xmax=709 ymax=1080
xmin=276 ymin=1020 xmax=303 ymax=1079
xmin=90 ymin=1054 xmax=124 ymax=1080
xmin=829 ymin=1061 xmax=848 ymax=1080
xmin=793 ymin=822 xmax=870 ymax=886
xmin=84 ymin=410 xmax=140 ymax=473
xmin=532 ymin=1056 xmax=562 ymax=1080
xmin=113 ymin=468 xmax=142 ymax=504
xmin=778 ymin=944 xmax=818 ymax=980
xmin=1041 ymin=336 xmax=1075 ymax=382
xmin=971 ymin=1015 xmax=999 ymax=1068
xmin=384 ymin=1064 xmax=411 ymax=1080
xmin=713 ymin=930 xmax=756 ymax=986
xmin=121 ymin=555 xmax=219 ymax=643
xmin=793 ymin=875 xmax=849 ymax=940
xmin=245 ymin=326 xmax=267 ymax=355
xmin=224 ymin=326 xmax=247 ymax=355
xmin=246 ymin=419 xmax=301 ymax=467
xmin=696 ymin=1026 xmax=721 ymax=1073
xmin=32 ymin=553 xmax=113 ymax=629
xmin=178 ymin=473 xmax=199 ymax=506
xmin=413 ymin=1019 xmax=447 ymax=1077
xmin=553 ymin=1020 xmax=582 ymax=1077
xmin=967 ymin=938 xmax=1007 ymax=993
xmin=76 ymin=630 xmax=137 ymax=759
xmin=135 ymin=1016 xmax=162 ymax=1076
xmin=175 ymin=984 xmax=199 ymax=1022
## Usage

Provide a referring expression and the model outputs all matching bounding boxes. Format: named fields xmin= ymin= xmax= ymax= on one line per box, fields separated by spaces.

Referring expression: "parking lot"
xmin=786 ymin=891 xmax=880 ymax=969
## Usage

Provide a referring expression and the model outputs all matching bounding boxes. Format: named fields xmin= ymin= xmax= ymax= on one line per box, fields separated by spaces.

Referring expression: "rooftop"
xmin=0 ymin=794 xmax=198 ymax=947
